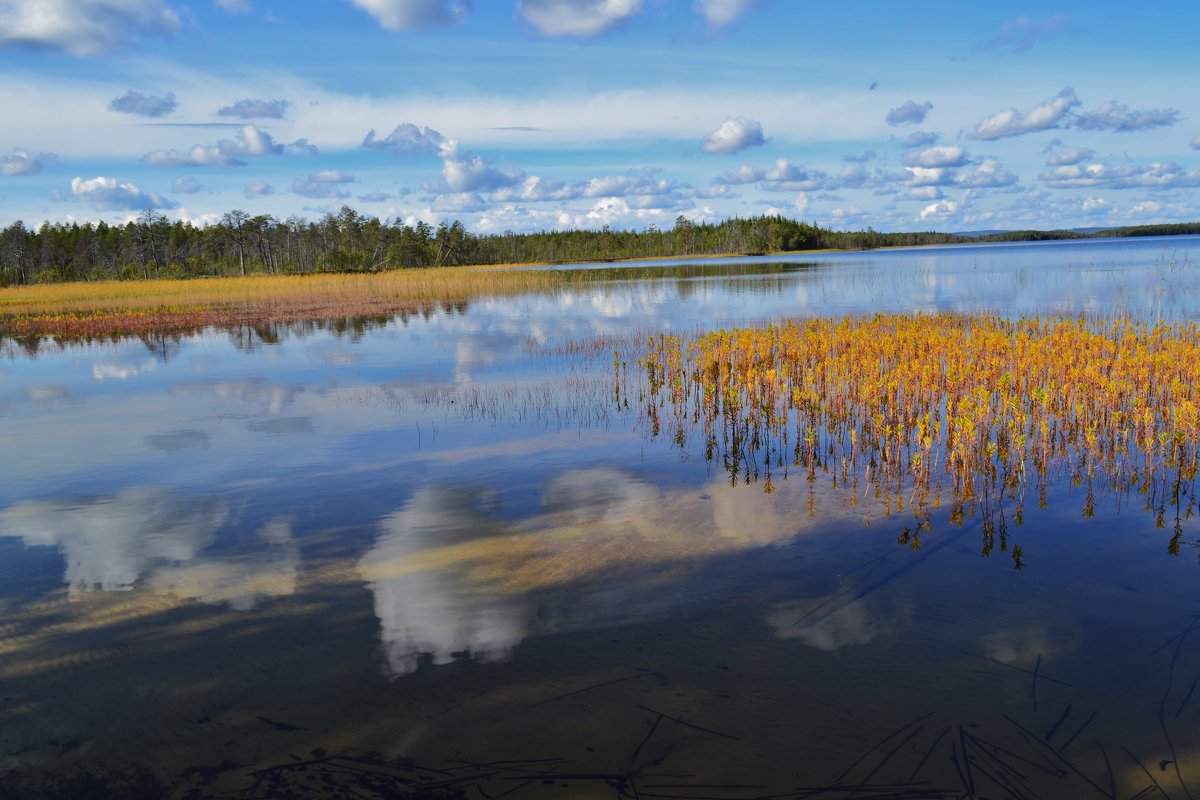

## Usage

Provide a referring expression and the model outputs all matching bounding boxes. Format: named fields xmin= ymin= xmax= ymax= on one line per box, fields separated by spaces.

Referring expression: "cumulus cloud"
xmin=517 ymin=0 xmax=642 ymax=37
xmin=701 ymin=117 xmax=766 ymax=155
xmin=108 ymin=89 xmax=177 ymax=117
xmin=1 ymin=148 xmax=56 ymax=176
xmin=899 ymin=131 xmax=937 ymax=149
xmin=70 ymin=175 xmax=174 ymax=210
xmin=885 ymin=100 xmax=932 ymax=126
xmin=362 ymin=122 xmax=445 ymax=155
xmin=1046 ymin=144 xmax=1094 ymax=166
xmin=1039 ymin=161 xmax=1200 ymax=190
xmin=693 ymin=0 xmax=760 ymax=28
xmin=906 ymin=166 xmax=952 ymax=187
xmin=759 ymin=159 xmax=833 ymax=191
xmin=1075 ymin=100 xmax=1180 ymax=132
xmin=902 ymin=145 xmax=968 ymax=168
xmin=972 ymin=87 xmax=1079 ymax=140
xmin=347 ymin=0 xmax=468 ymax=31
xmin=243 ymin=180 xmax=274 ymax=198
xmin=985 ymin=14 xmax=1071 ymax=51
xmin=292 ymin=170 xmax=355 ymax=198
xmin=439 ymin=139 xmax=523 ymax=192
xmin=919 ymin=198 xmax=960 ymax=221
xmin=217 ymin=98 xmax=290 ymax=119
xmin=143 ymin=124 xmax=311 ymax=167
xmin=172 ymin=175 xmax=203 ymax=193
xmin=955 ymin=158 xmax=1018 ymax=188
xmin=718 ymin=164 xmax=764 ymax=184
xmin=0 ymin=0 xmax=180 ymax=56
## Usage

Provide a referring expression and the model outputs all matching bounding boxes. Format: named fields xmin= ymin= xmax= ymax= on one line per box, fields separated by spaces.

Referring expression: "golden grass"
xmin=0 ymin=267 xmax=577 ymax=339
xmin=627 ymin=313 xmax=1200 ymax=562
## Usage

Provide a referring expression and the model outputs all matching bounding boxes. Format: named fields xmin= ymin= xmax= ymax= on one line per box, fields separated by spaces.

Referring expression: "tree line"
xmin=1 ymin=207 xmax=1196 ymax=286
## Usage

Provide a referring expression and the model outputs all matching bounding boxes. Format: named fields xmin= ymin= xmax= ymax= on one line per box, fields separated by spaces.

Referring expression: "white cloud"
xmin=292 ymin=169 xmax=354 ymax=198
xmin=244 ymin=180 xmax=274 ymax=198
xmin=215 ymin=0 xmax=250 ymax=12
xmin=439 ymin=138 xmax=523 ymax=192
xmin=885 ymin=100 xmax=932 ymax=126
xmin=362 ymin=122 xmax=445 ymax=155
xmin=143 ymin=124 xmax=310 ymax=167
xmin=972 ymin=87 xmax=1079 ymax=140
xmin=693 ymin=0 xmax=760 ymax=28
xmin=1 ymin=148 xmax=56 ymax=176
xmin=0 ymin=0 xmax=180 ymax=56
xmin=900 ymin=130 xmax=938 ymax=148
xmin=902 ymin=145 xmax=968 ymax=168
xmin=1192 ymin=135 xmax=1200 ymax=150
xmin=718 ymin=164 xmax=764 ymax=184
xmin=1075 ymin=100 xmax=1180 ymax=132
xmin=1040 ymin=161 xmax=1200 ymax=190
xmin=905 ymin=166 xmax=952 ymax=187
xmin=919 ymin=198 xmax=960 ymax=221
xmin=1044 ymin=145 xmax=1094 ymax=166
xmin=347 ymin=0 xmax=468 ymax=31
xmin=701 ymin=117 xmax=766 ymax=154
xmin=985 ymin=14 xmax=1071 ymax=52
xmin=955 ymin=158 xmax=1018 ymax=189
xmin=70 ymin=175 xmax=174 ymax=210
xmin=172 ymin=175 xmax=203 ymax=193
xmin=108 ymin=89 xmax=176 ymax=117
xmin=517 ymin=0 xmax=642 ymax=37
xmin=217 ymin=98 xmax=290 ymax=119
xmin=761 ymin=159 xmax=833 ymax=191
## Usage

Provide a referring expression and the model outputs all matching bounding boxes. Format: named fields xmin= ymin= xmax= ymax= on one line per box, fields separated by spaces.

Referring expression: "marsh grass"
xmin=625 ymin=313 xmax=1200 ymax=561
xmin=0 ymin=267 xmax=580 ymax=340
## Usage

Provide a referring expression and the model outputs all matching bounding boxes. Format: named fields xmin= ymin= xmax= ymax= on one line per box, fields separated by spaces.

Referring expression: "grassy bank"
xmin=0 ymin=266 xmax=579 ymax=340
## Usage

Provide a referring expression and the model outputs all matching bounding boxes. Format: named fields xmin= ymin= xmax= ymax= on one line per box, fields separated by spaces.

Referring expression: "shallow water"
xmin=2 ymin=236 xmax=1200 ymax=798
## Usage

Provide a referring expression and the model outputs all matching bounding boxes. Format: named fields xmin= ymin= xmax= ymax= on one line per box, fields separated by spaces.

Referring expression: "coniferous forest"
xmin=2 ymin=207 xmax=1197 ymax=286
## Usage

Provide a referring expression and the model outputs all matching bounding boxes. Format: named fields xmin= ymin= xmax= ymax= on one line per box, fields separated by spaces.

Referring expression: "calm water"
xmin=2 ymin=236 xmax=1200 ymax=798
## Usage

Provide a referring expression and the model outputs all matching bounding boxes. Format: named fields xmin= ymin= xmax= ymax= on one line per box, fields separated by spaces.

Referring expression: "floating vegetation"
xmin=625 ymin=313 xmax=1200 ymax=563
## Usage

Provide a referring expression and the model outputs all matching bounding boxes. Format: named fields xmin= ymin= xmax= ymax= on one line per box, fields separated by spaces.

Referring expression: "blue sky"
xmin=1 ymin=0 xmax=1198 ymax=233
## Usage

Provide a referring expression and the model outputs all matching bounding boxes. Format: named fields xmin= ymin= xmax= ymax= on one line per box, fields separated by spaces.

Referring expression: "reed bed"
xmin=0 ymin=268 xmax=576 ymax=340
xmin=625 ymin=314 xmax=1200 ymax=562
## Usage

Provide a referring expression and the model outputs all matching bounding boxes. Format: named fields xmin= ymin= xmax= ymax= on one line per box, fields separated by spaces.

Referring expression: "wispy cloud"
xmin=347 ymin=0 xmax=468 ymax=31
xmin=985 ymin=14 xmax=1071 ymax=52
xmin=693 ymin=0 xmax=761 ymax=29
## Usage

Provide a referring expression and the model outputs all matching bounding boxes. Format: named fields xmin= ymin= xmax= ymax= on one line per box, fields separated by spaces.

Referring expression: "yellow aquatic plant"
xmin=626 ymin=314 xmax=1200 ymax=564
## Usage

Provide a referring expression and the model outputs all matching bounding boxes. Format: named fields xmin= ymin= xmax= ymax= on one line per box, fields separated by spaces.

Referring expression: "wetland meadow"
xmin=1 ymin=235 xmax=1200 ymax=797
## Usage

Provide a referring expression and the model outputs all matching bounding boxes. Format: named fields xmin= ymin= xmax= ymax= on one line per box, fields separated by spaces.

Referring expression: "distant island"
xmin=2 ymin=210 xmax=1198 ymax=286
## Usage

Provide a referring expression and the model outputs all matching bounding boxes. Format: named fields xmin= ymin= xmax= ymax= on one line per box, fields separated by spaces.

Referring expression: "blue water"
xmin=0 ymin=236 xmax=1198 ymax=798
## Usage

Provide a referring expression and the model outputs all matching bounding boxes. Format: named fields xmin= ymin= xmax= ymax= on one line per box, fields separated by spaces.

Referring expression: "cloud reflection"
xmin=358 ymin=468 xmax=822 ymax=676
xmin=0 ymin=489 xmax=297 ymax=609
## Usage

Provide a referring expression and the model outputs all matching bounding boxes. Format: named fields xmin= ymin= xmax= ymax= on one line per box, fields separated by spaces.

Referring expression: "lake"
xmin=2 ymin=235 xmax=1200 ymax=798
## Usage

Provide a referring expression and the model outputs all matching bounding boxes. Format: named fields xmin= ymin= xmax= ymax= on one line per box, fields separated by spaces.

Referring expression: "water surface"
xmin=2 ymin=236 xmax=1199 ymax=798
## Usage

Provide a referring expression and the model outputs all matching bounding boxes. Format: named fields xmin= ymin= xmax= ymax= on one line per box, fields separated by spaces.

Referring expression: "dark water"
xmin=2 ymin=236 xmax=1200 ymax=798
